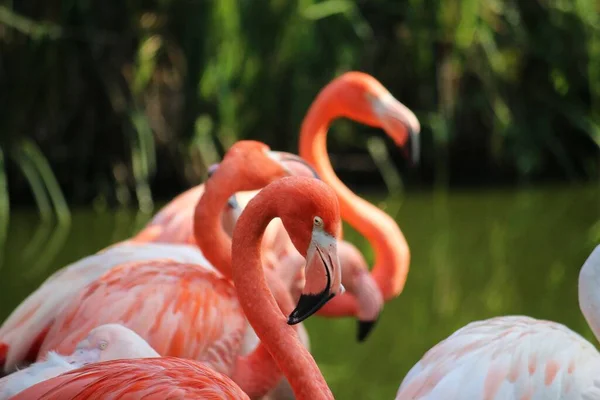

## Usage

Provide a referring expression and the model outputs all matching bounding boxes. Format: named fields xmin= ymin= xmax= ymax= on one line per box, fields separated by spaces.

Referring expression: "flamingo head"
xmin=69 ymin=324 xmax=159 ymax=366
xmin=259 ymin=177 xmax=344 ymax=324
xmin=208 ymin=140 xmax=320 ymax=192
xmin=323 ymin=71 xmax=421 ymax=165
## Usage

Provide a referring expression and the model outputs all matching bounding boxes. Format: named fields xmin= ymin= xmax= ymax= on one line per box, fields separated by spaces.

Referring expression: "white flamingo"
xmin=396 ymin=245 xmax=600 ymax=400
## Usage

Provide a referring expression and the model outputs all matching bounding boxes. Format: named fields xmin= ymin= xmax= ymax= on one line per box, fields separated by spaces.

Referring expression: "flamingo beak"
xmin=206 ymin=163 xmax=240 ymax=209
xmin=373 ymin=93 xmax=421 ymax=165
xmin=357 ymin=319 xmax=378 ymax=342
xmin=352 ymin=270 xmax=384 ymax=342
xmin=267 ymin=151 xmax=321 ymax=179
xmin=288 ymin=230 xmax=343 ymax=325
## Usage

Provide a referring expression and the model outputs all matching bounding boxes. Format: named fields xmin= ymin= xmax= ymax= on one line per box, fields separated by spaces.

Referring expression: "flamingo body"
xmin=0 ymin=243 xmax=208 ymax=373
xmin=38 ymin=260 xmax=246 ymax=376
xmin=396 ymin=316 xmax=600 ymax=400
xmin=132 ymin=186 xmax=205 ymax=244
xmin=132 ymin=185 xmax=239 ymax=245
xmin=10 ymin=357 xmax=249 ymax=400
xmin=397 ymin=247 xmax=600 ymax=400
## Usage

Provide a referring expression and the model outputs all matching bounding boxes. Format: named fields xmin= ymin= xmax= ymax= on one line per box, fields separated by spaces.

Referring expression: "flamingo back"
xmin=0 ymin=243 xmax=209 ymax=373
xmin=131 ymin=185 xmax=241 ymax=245
xmin=396 ymin=316 xmax=600 ymax=400
xmin=10 ymin=357 xmax=249 ymax=400
xmin=38 ymin=260 xmax=246 ymax=376
xmin=131 ymin=186 xmax=205 ymax=244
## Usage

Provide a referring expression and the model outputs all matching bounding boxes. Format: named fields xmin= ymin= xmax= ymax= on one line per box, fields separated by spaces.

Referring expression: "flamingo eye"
xmin=98 ymin=341 xmax=108 ymax=350
xmin=313 ymin=216 xmax=323 ymax=227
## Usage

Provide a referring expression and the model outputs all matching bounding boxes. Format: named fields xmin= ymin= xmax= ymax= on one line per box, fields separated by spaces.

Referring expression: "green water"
xmin=0 ymin=184 xmax=599 ymax=399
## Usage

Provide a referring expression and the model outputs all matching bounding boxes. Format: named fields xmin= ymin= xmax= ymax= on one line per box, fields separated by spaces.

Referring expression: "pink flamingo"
xmin=234 ymin=189 xmax=383 ymax=340
xmin=11 ymin=176 xmax=342 ymax=400
xmin=0 ymin=324 xmax=158 ymax=399
xmin=395 ymin=245 xmax=600 ymax=399
xmin=31 ymin=142 xmax=343 ymax=398
xmin=297 ymin=72 xmax=419 ymax=337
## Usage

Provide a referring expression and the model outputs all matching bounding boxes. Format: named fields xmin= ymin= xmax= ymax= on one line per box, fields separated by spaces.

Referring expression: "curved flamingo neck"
xmin=193 ymin=171 xmax=308 ymax=397
xmin=232 ymin=191 xmax=333 ymax=400
xmin=299 ymin=91 xmax=410 ymax=306
xmin=231 ymin=269 xmax=299 ymax=397
xmin=193 ymin=171 xmax=234 ymax=280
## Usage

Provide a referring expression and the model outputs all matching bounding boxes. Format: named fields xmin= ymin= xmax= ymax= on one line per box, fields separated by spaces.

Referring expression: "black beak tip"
xmin=357 ymin=319 xmax=378 ymax=342
xmin=287 ymin=291 xmax=335 ymax=325
xmin=408 ymin=130 xmax=420 ymax=167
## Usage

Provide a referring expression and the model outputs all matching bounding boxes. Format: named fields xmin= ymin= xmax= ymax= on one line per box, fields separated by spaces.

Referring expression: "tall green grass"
xmin=0 ymin=0 xmax=598 ymax=219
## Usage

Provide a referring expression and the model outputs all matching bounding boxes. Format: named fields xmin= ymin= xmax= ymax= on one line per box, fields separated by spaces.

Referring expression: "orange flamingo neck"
xmin=298 ymin=89 xmax=410 ymax=309
xmin=193 ymin=171 xmax=234 ymax=280
xmin=193 ymin=170 xmax=308 ymax=397
xmin=231 ymin=269 xmax=300 ymax=397
xmin=232 ymin=187 xmax=333 ymax=400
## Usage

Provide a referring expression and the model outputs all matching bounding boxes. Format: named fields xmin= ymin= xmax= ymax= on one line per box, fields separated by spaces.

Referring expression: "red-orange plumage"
xmin=37 ymin=260 xmax=247 ymax=376
xmin=11 ymin=357 xmax=249 ymax=400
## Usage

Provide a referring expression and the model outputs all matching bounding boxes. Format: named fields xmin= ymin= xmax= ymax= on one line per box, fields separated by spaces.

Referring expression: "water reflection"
xmin=0 ymin=184 xmax=598 ymax=399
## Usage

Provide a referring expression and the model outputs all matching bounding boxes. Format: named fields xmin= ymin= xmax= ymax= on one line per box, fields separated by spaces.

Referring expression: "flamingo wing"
xmin=38 ymin=260 xmax=246 ymax=376
xmin=10 ymin=357 xmax=249 ymax=400
xmin=396 ymin=316 xmax=600 ymax=400
xmin=0 ymin=243 xmax=209 ymax=372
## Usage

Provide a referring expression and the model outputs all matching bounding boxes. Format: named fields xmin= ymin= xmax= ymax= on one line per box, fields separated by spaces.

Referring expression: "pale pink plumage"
xmin=396 ymin=246 xmax=600 ymax=400
xmin=0 ymin=324 xmax=158 ymax=399
xmin=131 ymin=185 xmax=240 ymax=245
xmin=0 ymin=242 xmax=208 ymax=373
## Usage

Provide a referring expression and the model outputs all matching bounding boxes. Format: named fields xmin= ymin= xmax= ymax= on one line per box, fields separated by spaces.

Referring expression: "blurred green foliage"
xmin=0 ymin=0 xmax=599 ymax=217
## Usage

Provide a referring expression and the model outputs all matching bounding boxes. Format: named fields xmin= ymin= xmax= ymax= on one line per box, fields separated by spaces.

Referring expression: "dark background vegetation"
xmin=0 ymin=0 xmax=598 ymax=217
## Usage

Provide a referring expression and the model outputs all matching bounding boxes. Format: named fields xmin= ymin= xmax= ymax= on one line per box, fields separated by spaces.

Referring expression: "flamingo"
xmin=0 ymin=324 xmax=159 ymax=399
xmin=29 ymin=141 xmax=343 ymax=398
xmin=296 ymin=71 xmax=420 ymax=336
xmin=11 ymin=176 xmax=342 ymax=400
xmin=0 ymin=143 xmax=309 ymax=374
xmin=395 ymin=245 xmax=600 ymax=400
xmin=234 ymin=189 xmax=383 ymax=341
xmin=130 ymin=71 xmax=420 ymax=341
